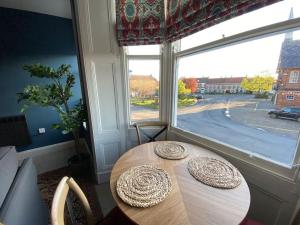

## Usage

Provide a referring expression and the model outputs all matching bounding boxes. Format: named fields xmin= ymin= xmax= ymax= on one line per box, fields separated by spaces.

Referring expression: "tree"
xmin=17 ymin=64 xmax=87 ymax=161
xmin=178 ymin=80 xmax=191 ymax=99
xmin=182 ymin=78 xmax=197 ymax=93
xmin=130 ymin=75 xmax=158 ymax=97
xmin=241 ymin=76 xmax=274 ymax=94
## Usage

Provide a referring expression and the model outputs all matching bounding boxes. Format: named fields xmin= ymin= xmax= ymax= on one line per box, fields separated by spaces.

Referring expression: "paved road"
xmin=177 ymin=95 xmax=297 ymax=165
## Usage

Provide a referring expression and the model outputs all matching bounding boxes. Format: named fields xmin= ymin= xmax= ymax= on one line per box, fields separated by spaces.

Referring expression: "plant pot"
xmin=68 ymin=153 xmax=91 ymax=178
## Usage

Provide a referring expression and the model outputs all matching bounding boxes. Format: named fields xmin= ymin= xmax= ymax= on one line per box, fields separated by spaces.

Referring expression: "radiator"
xmin=0 ymin=115 xmax=31 ymax=147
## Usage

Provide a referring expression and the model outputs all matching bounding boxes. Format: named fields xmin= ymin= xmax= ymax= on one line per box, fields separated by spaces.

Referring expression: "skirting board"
xmin=17 ymin=140 xmax=76 ymax=174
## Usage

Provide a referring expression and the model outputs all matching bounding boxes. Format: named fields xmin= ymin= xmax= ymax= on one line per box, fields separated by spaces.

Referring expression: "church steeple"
xmin=289 ymin=7 xmax=294 ymax=20
xmin=285 ymin=8 xmax=294 ymax=40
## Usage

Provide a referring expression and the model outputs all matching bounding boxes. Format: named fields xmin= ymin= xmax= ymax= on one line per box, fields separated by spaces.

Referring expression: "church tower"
xmin=275 ymin=8 xmax=300 ymax=108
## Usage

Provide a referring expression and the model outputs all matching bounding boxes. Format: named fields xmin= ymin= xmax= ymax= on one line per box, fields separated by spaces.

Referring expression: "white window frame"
xmin=287 ymin=95 xmax=295 ymax=100
xmin=289 ymin=71 xmax=299 ymax=83
xmin=168 ymin=17 xmax=300 ymax=180
xmin=123 ymin=46 xmax=163 ymax=126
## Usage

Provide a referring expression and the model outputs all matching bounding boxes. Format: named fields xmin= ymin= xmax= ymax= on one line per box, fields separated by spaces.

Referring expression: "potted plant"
xmin=17 ymin=64 xmax=89 ymax=175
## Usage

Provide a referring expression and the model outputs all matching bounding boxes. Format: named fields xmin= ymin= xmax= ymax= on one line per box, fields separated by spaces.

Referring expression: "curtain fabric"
xmin=115 ymin=0 xmax=283 ymax=46
xmin=116 ymin=0 xmax=165 ymax=46
xmin=165 ymin=0 xmax=283 ymax=42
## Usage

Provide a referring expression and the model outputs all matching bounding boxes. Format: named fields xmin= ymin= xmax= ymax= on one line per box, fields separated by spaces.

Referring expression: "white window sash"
xmin=124 ymin=47 xmax=162 ymax=125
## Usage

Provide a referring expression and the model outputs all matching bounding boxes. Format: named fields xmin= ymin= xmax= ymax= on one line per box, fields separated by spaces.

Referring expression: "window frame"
xmin=123 ymin=46 xmax=163 ymax=126
xmin=169 ymin=17 xmax=300 ymax=180
xmin=289 ymin=71 xmax=300 ymax=83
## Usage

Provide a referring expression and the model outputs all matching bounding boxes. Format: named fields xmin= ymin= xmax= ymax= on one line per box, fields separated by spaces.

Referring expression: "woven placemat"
xmin=154 ymin=142 xmax=188 ymax=160
xmin=116 ymin=164 xmax=172 ymax=208
xmin=188 ymin=157 xmax=242 ymax=189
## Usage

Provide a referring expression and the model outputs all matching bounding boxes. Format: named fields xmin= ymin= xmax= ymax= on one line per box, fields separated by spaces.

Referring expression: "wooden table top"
xmin=110 ymin=141 xmax=250 ymax=225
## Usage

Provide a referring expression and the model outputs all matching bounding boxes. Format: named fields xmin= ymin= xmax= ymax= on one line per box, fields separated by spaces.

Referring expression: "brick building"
xmin=195 ymin=77 xmax=245 ymax=94
xmin=195 ymin=77 xmax=208 ymax=93
xmin=275 ymin=9 xmax=300 ymax=108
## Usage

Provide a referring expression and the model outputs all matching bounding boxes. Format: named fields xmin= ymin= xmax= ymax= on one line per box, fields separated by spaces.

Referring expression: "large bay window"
xmin=172 ymin=0 xmax=300 ymax=167
xmin=122 ymin=0 xmax=300 ymax=170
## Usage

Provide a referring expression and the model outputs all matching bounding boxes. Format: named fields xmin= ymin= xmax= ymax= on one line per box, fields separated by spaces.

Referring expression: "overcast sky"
xmin=129 ymin=0 xmax=300 ymax=80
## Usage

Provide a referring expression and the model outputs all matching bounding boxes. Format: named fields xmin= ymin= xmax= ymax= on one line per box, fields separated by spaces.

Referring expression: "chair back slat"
xmin=133 ymin=121 xmax=168 ymax=145
xmin=51 ymin=177 xmax=70 ymax=225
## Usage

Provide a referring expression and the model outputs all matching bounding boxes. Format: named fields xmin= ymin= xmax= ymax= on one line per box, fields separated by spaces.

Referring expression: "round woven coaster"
xmin=188 ymin=157 xmax=242 ymax=189
xmin=154 ymin=142 xmax=188 ymax=160
xmin=116 ymin=164 xmax=172 ymax=208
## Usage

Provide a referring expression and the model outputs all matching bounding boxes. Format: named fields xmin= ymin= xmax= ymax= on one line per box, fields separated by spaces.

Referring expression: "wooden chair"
xmin=133 ymin=121 xmax=168 ymax=145
xmin=51 ymin=176 xmax=133 ymax=225
xmin=51 ymin=176 xmax=97 ymax=225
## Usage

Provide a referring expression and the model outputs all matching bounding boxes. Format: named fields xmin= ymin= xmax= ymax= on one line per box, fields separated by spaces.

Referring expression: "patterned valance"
xmin=115 ymin=0 xmax=283 ymax=46
xmin=116 ymin=0 xmax=165 ymax=46
xmin=166 ymin=0 xmax=283 ymax=42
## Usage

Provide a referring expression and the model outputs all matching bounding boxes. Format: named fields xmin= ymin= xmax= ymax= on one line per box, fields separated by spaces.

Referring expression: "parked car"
xmin=191 ymin=93 xmax=204 ymax=100
xmin=268 ymin=107 xmax=300 ymax=122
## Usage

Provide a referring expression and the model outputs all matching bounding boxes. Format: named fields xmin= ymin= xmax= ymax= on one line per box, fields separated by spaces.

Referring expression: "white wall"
xmin=17 ymin=141 xmax=75 ymax=174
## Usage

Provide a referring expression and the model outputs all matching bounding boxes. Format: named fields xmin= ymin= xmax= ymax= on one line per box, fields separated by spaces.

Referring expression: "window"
xmin=172 ymin=1 xmax=300 ymax=167
xmin=287 ymin=95 xmax=295 ymax=100
xmin=127 ymin=45 xmax=160 ymax=55
xmin=282 ymin=107 xmax=292 ymax=112
xmin=125 ymin=45 xmax=161 ymax=123
xmin=289 ymin=71 xmax=299 ymax=83
xmin=179 ymin=0 xmax=300 ymax=51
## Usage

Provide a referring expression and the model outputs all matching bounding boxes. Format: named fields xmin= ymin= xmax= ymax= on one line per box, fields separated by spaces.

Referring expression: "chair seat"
xmin=98 ymin=207 xmax=134 ymax=225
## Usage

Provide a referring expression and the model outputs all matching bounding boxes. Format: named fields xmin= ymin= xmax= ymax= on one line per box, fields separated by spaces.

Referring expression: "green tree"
xmin=241 ymin=76 xmax=274 ymax=94
xmin=17 ymin=64 xmax=87 ymax=160
xmin=178 ymin=80 xmax=191 ymax=99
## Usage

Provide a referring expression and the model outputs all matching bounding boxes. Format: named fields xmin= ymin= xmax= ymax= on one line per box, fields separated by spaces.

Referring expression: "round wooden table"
xmin=110 ymin=141 xmax=250 ymax=225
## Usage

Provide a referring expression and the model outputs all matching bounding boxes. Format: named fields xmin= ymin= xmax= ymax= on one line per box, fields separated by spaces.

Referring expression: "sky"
xmin=128 ymin=0 xmax=300 ymax=80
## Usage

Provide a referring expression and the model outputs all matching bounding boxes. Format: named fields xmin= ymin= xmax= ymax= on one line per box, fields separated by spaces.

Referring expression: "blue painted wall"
xmin=0 ymin=7 xmax=82 ymax=151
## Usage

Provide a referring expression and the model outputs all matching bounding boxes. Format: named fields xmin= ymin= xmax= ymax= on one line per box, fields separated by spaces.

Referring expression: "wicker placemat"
xmin=116 ymin=164 xmax=172 ymax=208
xmin=154 ymin=142 xmax=188 ymax=160
xmin=188 ymin=157 xmax=242 ymax=189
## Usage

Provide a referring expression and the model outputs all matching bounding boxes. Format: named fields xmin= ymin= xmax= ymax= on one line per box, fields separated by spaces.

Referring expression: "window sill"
xmin=169 ymin=126 xmax=299 ymax=182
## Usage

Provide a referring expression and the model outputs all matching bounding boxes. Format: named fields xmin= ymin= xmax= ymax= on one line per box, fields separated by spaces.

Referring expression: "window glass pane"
xmin=179 ymin=0 xmax=300 ymax=51
xmin=129 ymin=59 xmax=160 ymax=122
xmin=127 ymin=45 xmax=160 ymax=55
xmin=289 ymin=71 xmax=299 ymax=83
xmin=175 ymin=30 xmax=300 ymax=166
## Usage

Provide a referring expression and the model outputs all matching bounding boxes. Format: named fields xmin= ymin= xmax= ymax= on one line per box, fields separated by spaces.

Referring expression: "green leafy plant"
xmin=17 ymin=64 xmax=87 ymax=160
xmin=178 ymin=80 xmax=191 ymax=100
